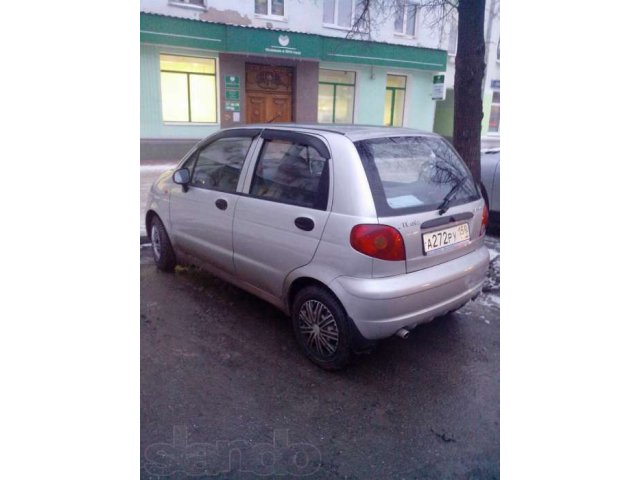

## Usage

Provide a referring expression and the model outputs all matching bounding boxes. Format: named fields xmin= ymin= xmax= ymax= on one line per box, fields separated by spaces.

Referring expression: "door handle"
xmin=215 ymin=199 xmax=228 ymax=210
xmin=294 ymin=217 xmax=314 ymax=231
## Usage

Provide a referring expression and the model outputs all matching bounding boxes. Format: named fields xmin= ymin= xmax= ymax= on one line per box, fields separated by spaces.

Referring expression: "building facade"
xmin=140 ymin=0 xmax=456 ymax=159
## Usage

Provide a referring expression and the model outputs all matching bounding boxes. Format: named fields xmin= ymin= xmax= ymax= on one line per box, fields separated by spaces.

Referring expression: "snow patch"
xmin=476 ymin=293 xmax=500 ymax=308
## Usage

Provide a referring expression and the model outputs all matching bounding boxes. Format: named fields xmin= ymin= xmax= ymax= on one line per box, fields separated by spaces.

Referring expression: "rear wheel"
xmin=150 ymin=216 xmax=176 ymax=272
xmin=291 ymin=286 xmax=352 ymax=370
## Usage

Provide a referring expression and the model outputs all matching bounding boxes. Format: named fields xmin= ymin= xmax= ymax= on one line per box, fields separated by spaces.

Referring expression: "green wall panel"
xmin=405 ymin=72 xmax=435 ymax=130
xmin=355 ymin=66 xmax=387 ymax=125
xmin=140 ymin=14 xmax=226 ymax=51
xmin=322 ymin=62 xmax=436 ymax=131
xmin=321 ymin=37 xmax=446 ymax=71
xmin=433 ymin=89 xmax=454 ymax=138
xmin=226 ymin=26 xmax=321 ymax=59
xmin=432 ymin=90 xmax=499 ymax=139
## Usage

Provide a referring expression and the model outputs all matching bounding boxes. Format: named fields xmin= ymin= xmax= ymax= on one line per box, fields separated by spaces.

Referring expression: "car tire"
xmin=291 ymin=286 xmax=353 ymax=371
xmin=150 ymin=216 xmax=176 ymax=272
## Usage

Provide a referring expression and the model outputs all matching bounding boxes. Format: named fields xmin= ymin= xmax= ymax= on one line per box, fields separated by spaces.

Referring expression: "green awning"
xmin=141 ymin=14 xmax=226 ymax=51
xmin=321 ymin=37 xmax=446 ymax=70
xmin=140 ymin=13 xmax=446 ymax=71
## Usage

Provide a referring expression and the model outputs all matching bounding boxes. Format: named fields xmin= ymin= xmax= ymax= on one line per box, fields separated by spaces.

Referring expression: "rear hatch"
xmin=355 ymin=135 xmax=485 ymax=273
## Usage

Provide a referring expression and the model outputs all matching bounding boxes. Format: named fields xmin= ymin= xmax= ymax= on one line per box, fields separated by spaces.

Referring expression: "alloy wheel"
xmin=298 ymin=299 xmax=340 ymax=357
xmin=151 ymin=225 xmax=161 ymax=260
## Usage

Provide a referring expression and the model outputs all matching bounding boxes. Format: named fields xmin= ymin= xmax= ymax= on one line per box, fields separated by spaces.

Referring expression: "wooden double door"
xmin=245 ymin=64 xmax=293 ymax=124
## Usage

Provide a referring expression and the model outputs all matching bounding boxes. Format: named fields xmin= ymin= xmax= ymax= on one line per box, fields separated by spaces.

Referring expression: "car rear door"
xmin=169 ymin=129 xmax=261 ymax=274
xmin=233 ymin=129 xmax=332 ymax=300
xmin=355 ymin=135 xmax=486 ymax=274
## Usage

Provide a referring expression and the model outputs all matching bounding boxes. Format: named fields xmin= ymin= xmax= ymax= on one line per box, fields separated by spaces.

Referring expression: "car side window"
xmin=191 ymin=137 xmax=253 ymax=192
xmin=250 ymin=139 xmax=329 ymax=210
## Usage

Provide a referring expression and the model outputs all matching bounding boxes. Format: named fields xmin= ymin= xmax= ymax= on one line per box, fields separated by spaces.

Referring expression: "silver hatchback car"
xmin=146 ymin=125 xmax=489 ymax=369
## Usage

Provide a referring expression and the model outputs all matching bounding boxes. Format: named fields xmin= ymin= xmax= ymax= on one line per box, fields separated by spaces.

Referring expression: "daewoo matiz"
xmin=146 ymin=125 xmax=490 ymax=370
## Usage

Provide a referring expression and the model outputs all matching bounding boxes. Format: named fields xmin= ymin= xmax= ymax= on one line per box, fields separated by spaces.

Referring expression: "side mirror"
xmin=173 ymin=168 xmax=190 ymax=192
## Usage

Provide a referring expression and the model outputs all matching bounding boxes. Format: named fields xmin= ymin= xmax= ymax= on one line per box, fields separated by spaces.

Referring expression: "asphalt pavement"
xmin=140 ymin=239 xmax=500 ymax=479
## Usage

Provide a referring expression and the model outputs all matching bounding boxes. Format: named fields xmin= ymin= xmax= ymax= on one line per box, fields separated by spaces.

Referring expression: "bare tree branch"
xmin=345 ymin=0 xmax=459 ymax=40
xmin=340 ymin=0 xmax=487 ymax=182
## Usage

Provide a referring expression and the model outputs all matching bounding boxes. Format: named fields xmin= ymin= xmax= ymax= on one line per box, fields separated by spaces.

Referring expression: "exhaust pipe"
xmin=396 ymin=328 xmax=410 ymax=339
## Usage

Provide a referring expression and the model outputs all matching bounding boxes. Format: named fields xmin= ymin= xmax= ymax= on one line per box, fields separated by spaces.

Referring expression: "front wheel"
xmin=291 ymin=286 xmax=353 ymax=370
xmin=150 ymin=216 xmax=176 ymax=272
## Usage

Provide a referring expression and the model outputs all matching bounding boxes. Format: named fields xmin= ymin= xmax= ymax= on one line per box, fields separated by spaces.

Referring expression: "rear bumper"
xmin=329 ymin=246 xmax=490 ymax=340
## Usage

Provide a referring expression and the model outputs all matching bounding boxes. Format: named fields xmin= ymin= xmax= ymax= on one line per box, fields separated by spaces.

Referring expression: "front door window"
xmin=191 ymin=137 xmax=253 ymax=192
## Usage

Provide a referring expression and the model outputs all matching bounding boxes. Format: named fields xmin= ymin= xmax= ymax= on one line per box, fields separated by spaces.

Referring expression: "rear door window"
xmin=355 ymin=136 xmax=480 ymax=216
xmin=249 ymin=138 xmax=329 ymax=210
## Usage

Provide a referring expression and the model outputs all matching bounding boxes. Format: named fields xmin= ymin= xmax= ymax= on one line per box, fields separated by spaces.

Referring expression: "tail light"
xmin=350 ymin=224 xmax=406 ymax=261
xmin=480 ymin=203 xmax=489 ymax=236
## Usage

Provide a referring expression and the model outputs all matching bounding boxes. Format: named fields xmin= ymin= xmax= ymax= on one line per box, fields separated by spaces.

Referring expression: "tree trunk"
xmin=453 ymin=0 xmax=486 ymax=183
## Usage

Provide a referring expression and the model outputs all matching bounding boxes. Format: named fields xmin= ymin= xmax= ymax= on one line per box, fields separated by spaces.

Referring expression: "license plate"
xmin=423 ymin=223 xmax=470 ymax=254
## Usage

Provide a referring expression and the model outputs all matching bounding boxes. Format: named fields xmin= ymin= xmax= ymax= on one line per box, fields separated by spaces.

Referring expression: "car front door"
xmin=233 ymin=129 xmax=332 ymax=301
xmin=170 ymin=129 xmax=260 ymax=274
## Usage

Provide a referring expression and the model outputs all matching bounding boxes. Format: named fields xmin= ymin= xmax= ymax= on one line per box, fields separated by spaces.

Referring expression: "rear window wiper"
xmin=437 ymin=178 xmax=465 ymax=215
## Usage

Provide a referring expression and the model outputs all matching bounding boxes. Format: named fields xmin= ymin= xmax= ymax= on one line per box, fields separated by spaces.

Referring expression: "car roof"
xmin=223 ymin=123 xmax=441 ymax=142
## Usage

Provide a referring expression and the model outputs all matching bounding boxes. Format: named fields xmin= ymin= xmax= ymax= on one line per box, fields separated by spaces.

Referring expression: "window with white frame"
xmin=447 ymin=21 xmax=458 ymax=56
xmin=323 ymin=0 xmax=366 ymax=29
xmin=255 ymin=0 xmax=285 ymax=17
xmin=394 ymin=2 xmax=418 ymax=36
xmin=169 ymin=0 xmax=206 ymax=9
xmin=160 ymin=54 xmax=217 ymax=123
xmin=488 ymin=90 xmax=500 ymax=133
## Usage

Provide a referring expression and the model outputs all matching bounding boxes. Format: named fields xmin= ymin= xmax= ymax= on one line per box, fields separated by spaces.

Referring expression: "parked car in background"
xmin=480 ymin=148 xmax=500 ymax=227
xmin=146 ymin=125 xmax=490 ymax=370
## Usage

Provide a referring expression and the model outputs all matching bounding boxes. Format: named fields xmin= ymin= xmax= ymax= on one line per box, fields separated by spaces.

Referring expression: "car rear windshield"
xmin=355 ymin=136 xmax=480 ymax=216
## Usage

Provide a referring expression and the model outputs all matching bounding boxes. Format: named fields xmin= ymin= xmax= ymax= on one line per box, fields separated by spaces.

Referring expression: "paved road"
xmin=140 ymin=241 xmax=500 ymax=479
